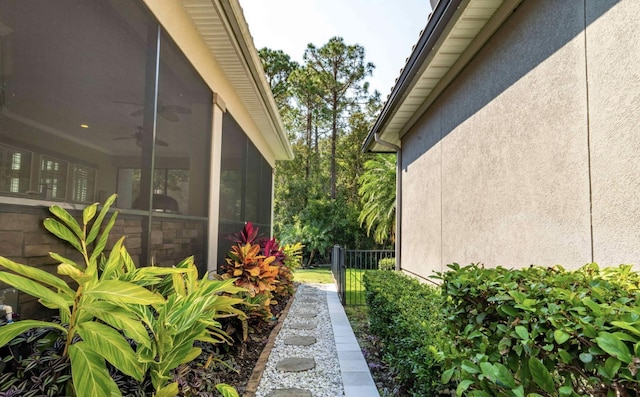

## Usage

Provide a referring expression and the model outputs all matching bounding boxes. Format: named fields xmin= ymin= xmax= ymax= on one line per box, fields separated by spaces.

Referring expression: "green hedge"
xmin=363 ymin=271 xmax=452 ymax=396
xmin=364 ymin=263 xmax=640 ymax=397
xmin=377 ymin=257 xmax=395 ymax=271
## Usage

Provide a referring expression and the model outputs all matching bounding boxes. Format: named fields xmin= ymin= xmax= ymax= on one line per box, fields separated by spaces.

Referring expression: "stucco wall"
xmin=401 ymin=0 xmax=638 ymax=279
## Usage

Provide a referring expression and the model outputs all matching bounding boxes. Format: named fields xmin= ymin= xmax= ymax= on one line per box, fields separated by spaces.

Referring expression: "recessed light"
xmin=81 ymin=124 xmax=89 ymax=128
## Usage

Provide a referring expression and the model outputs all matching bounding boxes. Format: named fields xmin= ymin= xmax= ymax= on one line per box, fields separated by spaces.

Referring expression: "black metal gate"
xmin=331 ymin=245 xmax=394 ymax=305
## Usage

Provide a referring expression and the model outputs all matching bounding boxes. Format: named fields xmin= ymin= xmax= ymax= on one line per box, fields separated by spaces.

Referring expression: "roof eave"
xmin=218 ymin=0 xmax=294 ymax=161
xmin=363 ymin=0 xmax=524 ymax=153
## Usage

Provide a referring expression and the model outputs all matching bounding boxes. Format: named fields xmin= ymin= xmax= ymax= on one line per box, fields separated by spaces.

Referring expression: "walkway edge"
xmin=242 ymin=287 xmax=297 ymax=397
xmin=326 ymin=286 xmax=380 ymax=397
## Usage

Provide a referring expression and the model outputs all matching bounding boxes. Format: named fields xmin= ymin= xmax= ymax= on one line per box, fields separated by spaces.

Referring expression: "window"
xmin=0 ymin=144 xmax=31 ymax=194
xmin=72 ymin=164 xmax=96 ymax=203
xmin=40 ymin=156 xmax=67 ymax=200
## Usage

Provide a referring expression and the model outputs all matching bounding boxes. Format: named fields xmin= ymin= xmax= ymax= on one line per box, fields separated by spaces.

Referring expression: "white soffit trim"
xmin=376 ymin=0 xmax=523 ymax=149
xmin=180 ymin=0 xmax=293 ymax=161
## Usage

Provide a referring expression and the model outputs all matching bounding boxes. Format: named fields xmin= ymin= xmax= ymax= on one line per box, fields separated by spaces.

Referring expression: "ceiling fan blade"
xmin=159 ymin=110 xmax=180 ymax=122
xmin=156 ymin=138 xmax=169 ymax=147
xmin=130 ymin=109 xmax=145 ymax=117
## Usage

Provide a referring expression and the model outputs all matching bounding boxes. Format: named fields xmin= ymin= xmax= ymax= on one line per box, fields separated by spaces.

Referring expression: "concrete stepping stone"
xmin=289 ymin=321 xmax=317 ymax=330
xmin=297 ymin=305 xmax=316 ymax=311
xmin=296 ymin=312 xmax=317 ymax=319
xmin=266 ymin=389 xmax=312 ymax=397
xmin=284 ymin=335 xmax=317 ymax=346
xmin=276 ymin=357 xmax=316 ymax=372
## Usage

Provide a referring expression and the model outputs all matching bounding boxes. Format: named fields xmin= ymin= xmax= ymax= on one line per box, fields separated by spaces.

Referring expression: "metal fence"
xmin=331 ymin=245 xmax=394 ymax=305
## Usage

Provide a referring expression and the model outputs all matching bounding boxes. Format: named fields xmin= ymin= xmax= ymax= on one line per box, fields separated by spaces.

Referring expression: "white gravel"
xmin=255 ymin=284 xmax=344 ymax=397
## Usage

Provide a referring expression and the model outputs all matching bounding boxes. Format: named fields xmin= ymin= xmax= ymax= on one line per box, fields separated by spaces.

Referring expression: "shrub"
xmin=363 ymin=270 xmax=452 ymax=396
xmin=377 ymin=257 xmax=395 ymax=271
xmin=219 ymin=222 xmax=300 ymax=324
xmin=437 ymin=263 xmax=640 ymax=397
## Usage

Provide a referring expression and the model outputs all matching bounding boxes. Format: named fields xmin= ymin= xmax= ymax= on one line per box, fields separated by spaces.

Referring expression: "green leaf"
xmin=85 ymin=280 xmax=165 ymax=305
xmin=44 ymin=218 xmax=82 ymax=252
xmin=469 ymin=391 xmax=492 ymax=397
xmin=528 ymin=357 xmax=555 ymax=394
xmin=461 ymin=359 xmax=480 ymax=374
xmin=50 ymin=252 xmax=84 ymax=271
xmin=90 ymin=211 xmax=118 ymax=264
xmin=82 ymin=301 xmax=151 ymax=349
xmin=216 ymin=383 xmax=239 ymax=397
xmin=100 ymin=237 xmax=125 ymax=280
xmin=58 ymin=263 xmax=90 ymax=284
xmin=595 ymin=331 xmax=632 ymax=363
xmin=559 ymin=386 xmax=574 ymax=397
xmin=0 ymin=272 xmax=72 ymax=318
xmin=0 ymin=256 xmax=74 ymax=297
xmin=0 ymin=320 xmax=67 ymax=347
xmin=579 ymin=353 xmax=593 ymax=363
xmin=156 ymin=382 xmax=179 ymax=397
xmin=76 ymin=322 xmax=145 ymax=381
xmin=558 ymin=349 xmax=572 ymax=364
xmin=48 ymin=205 xmax=84 ymax=240
xmin=554 ymin=329 xmax=570 ymax=344
xmin=515 ymin=325 xmax=529 ymax=341
xmin=611 ymin=321 xmax=640 ymax=337
xmin=603 ymin=356 xmax=621 ymax=379
xmin=582 ymin=297 xmax=602 ymax=315
xmin=68 ymin=342 xmax=121 ymax=397
xmin=86 ymin=194 xmax=117 ymax=246
xmin=82 ymin=202 xmax=98 ymax=227
xmin=456 ymin=379 xmax=474 ymax=397
xmin=441 ymin=367 xmax=455 ymax=384
xmin=493 ymin=362 xmax=516 ymax=389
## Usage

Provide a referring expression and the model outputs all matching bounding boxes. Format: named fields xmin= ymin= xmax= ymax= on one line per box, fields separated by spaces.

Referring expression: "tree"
xmin=258 ymin=48 xmax=298 ymax=111
xmin=303 ymin=37 xmax=374 ymax=200
xmin=358 ymin=153 xmax=396 ymax=245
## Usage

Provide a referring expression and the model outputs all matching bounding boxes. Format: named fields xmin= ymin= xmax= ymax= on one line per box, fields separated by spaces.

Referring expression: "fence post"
xmin=331 ymin=245 xmax=345 ymax=305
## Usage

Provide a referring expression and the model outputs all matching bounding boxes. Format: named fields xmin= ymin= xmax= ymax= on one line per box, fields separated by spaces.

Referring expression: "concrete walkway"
xmin=250 ymin=283 xmax=379 ymax=397
xmin=326 ymin=284 xmax=380 ymax=397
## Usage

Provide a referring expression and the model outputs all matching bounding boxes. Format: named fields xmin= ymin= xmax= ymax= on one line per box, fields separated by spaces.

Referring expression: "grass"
xmin=293 ymin=267 xmax=334 ymax=284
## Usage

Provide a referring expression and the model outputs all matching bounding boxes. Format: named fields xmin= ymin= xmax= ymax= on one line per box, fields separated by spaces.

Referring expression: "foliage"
xmin=377 ymin=257 xmax=395 ymax=271
xmin=136 ymin=257 xmax=245 ymax=397
xmin=358 ymin=153 xmax=396 ymax=245
xmin=261 ymin=38 xmax=383 ymax=253
xmin=437 ymin=263 xmax=640 ymax=397
xmin=220 ymin=222 xmax=299 ymax=324
xmin=363 ymin=270 xmax=451 ymax=396
xmin=0 ymin=195 xmax=241 ymax=397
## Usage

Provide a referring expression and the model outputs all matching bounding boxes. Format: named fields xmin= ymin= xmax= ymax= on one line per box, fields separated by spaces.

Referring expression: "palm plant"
xmin=358 ymin=153 xmax=396 ymax=245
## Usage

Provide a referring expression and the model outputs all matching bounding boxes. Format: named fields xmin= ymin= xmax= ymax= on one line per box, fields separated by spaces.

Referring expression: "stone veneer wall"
xmin=0 ymin=203 xmax=207 ymax=319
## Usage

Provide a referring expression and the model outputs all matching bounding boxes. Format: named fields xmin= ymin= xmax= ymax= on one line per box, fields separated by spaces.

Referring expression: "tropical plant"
xmin=132 ymin=256 xmax=245 ymax=397
xmin=0 ymin=194 xmax=241 ymax=397
xmin=0 ymin=194 xmax=170 ymax=397
xmin=358 ymin=153 xmax=396 ymax=245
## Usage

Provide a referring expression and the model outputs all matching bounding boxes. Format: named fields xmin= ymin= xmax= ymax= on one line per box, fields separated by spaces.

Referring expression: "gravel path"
xmin=254 ymin=283 xmax=344 ymax=397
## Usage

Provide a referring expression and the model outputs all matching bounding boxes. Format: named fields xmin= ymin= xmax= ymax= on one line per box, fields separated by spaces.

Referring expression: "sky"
xmin=240 ymin=0 xmax=433 ymax=99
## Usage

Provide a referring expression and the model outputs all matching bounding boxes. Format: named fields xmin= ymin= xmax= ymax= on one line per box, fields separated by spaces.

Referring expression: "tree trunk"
xmin=330 ymin=96 xmax=337 ymax=200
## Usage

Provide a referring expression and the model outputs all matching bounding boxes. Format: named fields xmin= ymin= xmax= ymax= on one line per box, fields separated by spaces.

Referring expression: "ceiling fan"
xmin=115 ymin=100 xmax=191 ymax=122
xmin=112 ymin=127 xmax=168 ymax=147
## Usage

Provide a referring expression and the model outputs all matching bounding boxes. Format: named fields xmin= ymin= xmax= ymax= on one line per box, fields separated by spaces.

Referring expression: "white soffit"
xmin=375 ymin=0 xmax=522 ymax=150
xmin=180 ymin=0 xmax=293 ymax=161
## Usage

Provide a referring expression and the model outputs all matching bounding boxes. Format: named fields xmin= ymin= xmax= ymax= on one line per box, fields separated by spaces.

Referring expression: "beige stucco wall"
xmin=401 ymin=0 xmax=639 ymax=279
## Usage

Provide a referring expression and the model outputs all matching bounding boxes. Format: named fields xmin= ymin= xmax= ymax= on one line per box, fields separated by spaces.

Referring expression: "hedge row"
xmin=363 ymin=271 xmax=451 ymax=396
xmin=363 ymin=263 xmax=640 ymax=397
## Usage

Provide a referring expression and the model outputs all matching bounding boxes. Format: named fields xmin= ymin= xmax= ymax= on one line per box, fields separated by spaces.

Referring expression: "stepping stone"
xmin=297 ymin=312 xmax=317 ymax=318
xmin=290 ymin=321 xmax=317 ymax=330
xmin=266 ymin=389 xmax=312 ymax=397
xmin=298 ymin=298 xmax=319 ymax=304
xmin=276 ymin=357 xmax=316 ymax=372
xmin=297 ymin=305 xmax=316 ymax=311
xmin=284 ymin=336 xmax=317 ymax=346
